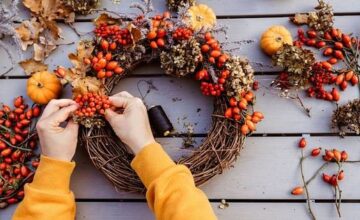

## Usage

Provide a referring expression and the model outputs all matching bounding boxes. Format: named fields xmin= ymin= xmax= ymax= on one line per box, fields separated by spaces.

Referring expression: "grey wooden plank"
xmin=70 ymin=136 xmax=360 ymax=200
xmin=1 ymin=76 xmax=359 ymax=134
xmin=75 ymin=0 xmax=360 ymax=18
xmin=2 ymin=202 xmax=360 ymax=220
xmin=2 ymin=16 xmax=360 ymax=76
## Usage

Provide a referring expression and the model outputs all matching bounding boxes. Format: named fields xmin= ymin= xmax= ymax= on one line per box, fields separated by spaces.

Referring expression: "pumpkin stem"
xmin=37 ymin=82 xmax=44 ymax=88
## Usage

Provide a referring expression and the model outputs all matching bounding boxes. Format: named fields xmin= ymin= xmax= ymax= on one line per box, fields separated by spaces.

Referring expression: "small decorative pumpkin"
xmin=260 ymin=25 xmax=293 ymax=56
xmin=27 ymin=71 xmax=62 ymax=105
xmin=187 ymin=4 xmax=216 ymax=31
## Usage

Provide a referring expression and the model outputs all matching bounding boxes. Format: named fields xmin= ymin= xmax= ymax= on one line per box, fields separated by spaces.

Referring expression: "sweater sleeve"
xmin=12 ymin=155 xmax=76 ymax=220
xmin=131 ymin=142 xmax=217 ymax=220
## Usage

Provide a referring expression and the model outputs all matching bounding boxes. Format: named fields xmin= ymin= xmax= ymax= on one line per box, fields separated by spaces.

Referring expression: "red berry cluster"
xmin=200 ymin=81 xmax=224 ymax=96
xmin=172 ymin=27 xmax=193 ymax=41
xmin=292 ymin=138 xmax=350 ymax=197
xmin=146 ymin=12 xmax=172 ymax=49
xmin=296 ymin=28 xmax=351 ymax=66
xmin=147 ymin=28 xmax=166 ymax=49
xmin=94 ymin=24 xmax=132 ymax=46
xmin=307 ymin=62 xmax=338 ymax=101
xmin=88 ymin=51 xmax=124 ymax=79
xmin=74 ymin=93 xmax=113 ymax=117
xmin=201 ymin=32 xmax=228 ymax=67
xmin=224 ymin=93 xmax=263 ymax=135
xmin=0 ymin=96 xmax=41 ymax=208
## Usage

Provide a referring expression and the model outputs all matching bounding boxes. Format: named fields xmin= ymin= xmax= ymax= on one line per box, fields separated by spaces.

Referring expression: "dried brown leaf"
xmin=94 ymin=13 xmax=122 ymax=27
xmin=72 ymin=76 xmax=104 ymax=97
xmin=19 ymin=59 xmax=48 ymax=75
xmin=68 ymin=41 xmax=94 ymax=77
xmin=23 ymin=0 xmax=42 ymax=14
xmin=15 ymin=19 xmax=43 ymax=50
xmin=127 ymin=23 xmax=142 ymax=45
xmin=290 ymin=13 xmax=309 ymax=25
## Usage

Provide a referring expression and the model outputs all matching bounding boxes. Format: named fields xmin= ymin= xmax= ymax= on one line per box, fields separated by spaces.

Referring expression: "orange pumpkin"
xmin=27 ymin=71 xmax=62 ymax=105
xmin=260 ymin=25 xmax=293 ymax=56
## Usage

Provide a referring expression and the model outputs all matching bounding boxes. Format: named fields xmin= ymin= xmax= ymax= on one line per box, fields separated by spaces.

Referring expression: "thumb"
xmin=65 ymin=119 xmax=79 ymax=134
xmin=105 ymin=108 xmax=123 ymax=123
xmin=50 ymin=104 xmax=79 ymax=124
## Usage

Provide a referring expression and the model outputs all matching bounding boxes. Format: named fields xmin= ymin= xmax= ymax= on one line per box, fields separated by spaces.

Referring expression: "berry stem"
xmin=300 ymin=150 xmax=317 ymax=220
xmin=305 ymin=162 xmax=329 ymax=186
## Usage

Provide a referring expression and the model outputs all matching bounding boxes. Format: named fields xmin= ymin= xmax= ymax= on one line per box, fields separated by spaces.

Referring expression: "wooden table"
xmin=1 ymin=1 xmax=360 ymax=219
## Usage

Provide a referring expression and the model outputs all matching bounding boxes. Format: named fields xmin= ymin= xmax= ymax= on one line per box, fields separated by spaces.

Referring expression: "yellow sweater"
xmin=13 ymin=143 xmax=217 ymax=220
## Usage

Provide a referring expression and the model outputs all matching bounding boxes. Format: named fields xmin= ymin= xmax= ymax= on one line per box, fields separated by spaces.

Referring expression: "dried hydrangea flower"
xmin=61 ymin=0 xmax=99 ymax=15
xmin=272 ymin=44 xmax=315 ymax=88
xmin=160 ymin=37 xmax=201 ymax=77
xmin=332 ymin=99 xmax=360 ymax=136
xmin=308 ymin=0 xmax=334 ymax=33
xmin=167 ymin=0 xmax=195 ymax=12
xmin=225 ymin=56 xmax=254 ymax=100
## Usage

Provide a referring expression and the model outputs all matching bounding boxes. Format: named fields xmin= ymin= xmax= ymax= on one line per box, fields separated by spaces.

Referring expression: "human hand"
xmin=36 ymin=99 xmax=79 ymax=162
xmin=105 ymin=91 xmax=155 ymax=154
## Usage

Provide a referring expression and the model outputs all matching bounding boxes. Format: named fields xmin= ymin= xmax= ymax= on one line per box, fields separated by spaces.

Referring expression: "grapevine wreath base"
xmin=55 ymin=1 xmax=262 ymax=193
xmin=80 ymin=95 xmax=244 ymax=193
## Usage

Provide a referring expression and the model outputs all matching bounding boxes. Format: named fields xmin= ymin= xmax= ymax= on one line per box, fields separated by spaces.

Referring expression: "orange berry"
xmin=147 ymin=30 xmax=157 ymax=40
xmin=114 ymin=67 xmax=124 ymax=74
xmin=210 ymin=50 xmax=221 ymax=58
xmin=150 ymin=41 xmax=158 ymax=49
xmin=201 ymin=44 xmax=210 ymax=53
xmin=291 ymin=186 xmax=303 ymax=195
xmin=106 ymin=61 xmax=118 ymax=70
xmin=298 ymin=138 xmax=306 ymax=148
xmin=97 ymin=70 xmax=106 ymax=79
xmin=157 ymin=38 xmax=165 ymax=47
xmin=241 ymin=124 xmax=249 ymax=135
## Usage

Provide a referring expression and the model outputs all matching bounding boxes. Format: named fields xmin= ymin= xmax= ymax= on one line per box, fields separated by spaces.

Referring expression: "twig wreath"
xmin=53 ymin=0 xmax=263 ymax=193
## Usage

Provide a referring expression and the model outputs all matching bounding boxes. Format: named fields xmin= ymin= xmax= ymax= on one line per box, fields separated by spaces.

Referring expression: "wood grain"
xmin=2 ymin=201 xmax=360 ymax=220
xmin=2 ymin=16 xmax=360 ymax=76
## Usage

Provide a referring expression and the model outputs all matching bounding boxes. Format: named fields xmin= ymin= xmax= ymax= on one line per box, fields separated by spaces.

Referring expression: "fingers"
xmin=105 ymin=108 xmax=121 ymax=123
xmin=47 ymin=104 xmax=79 ymax=124
xmin=41 ymin=99 xmax=77 ymax=119
xmin=109 ymin=96 xmax=132 ymax=108
xmin=65 ymin=119 xmax=79 ymax=133
xmin=113 ymin=91 xmax=133 ymax=98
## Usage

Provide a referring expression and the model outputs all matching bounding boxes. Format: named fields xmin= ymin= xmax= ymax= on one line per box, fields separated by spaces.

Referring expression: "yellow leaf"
xmin=94 ymin=13 xmax=122 ymax=27
xmin=19 ymin=59 xmax=48 ymax=75
xmin=72 ymin=77 xmax=104 ymax=97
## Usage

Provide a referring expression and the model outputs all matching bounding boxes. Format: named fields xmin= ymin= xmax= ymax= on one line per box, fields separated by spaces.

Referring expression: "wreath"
xmin=45 ymin=1 xmax=264 ymax=193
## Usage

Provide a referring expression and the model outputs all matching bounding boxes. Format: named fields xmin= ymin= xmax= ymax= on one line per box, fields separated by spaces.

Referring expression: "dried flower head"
xmin=167 ymin=0 xmax=195 ymax=12
xmin=160 ymin=37 xmax=201 ymax=77
xmin=291 ymin=0 xmax=334 ymax=33
xmin=308 ymin=0 xmax=334 ymax=33
xmin=272 ymin=44 xmax=315 ymax=88
xmin=61 ymin=0 xmax=99 ymax=15
xmin=225 ymin=56 xmax=254 ymax=100
xmin=332 ymin=99 xmax=360 ymax=136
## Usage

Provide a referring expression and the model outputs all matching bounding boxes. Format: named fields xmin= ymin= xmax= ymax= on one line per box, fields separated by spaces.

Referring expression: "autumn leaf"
xmin=68 ymin=41 xmax=94 ymax=77
xmin=15 ymin=18 xmax=43 ymax=50
xmin=23 ymin=0 xmax=42 ymax=14
xmin=290 ymin=13 xmax=309 ymax=25
xmin=127 ymin=23 xmax=142 ymax=45
xmin=94 ymin=13 xmax=122 ymax=27
xmin=19 ymin=59 xmax=48 ymax=75
xmin=72 ymin=76 xmax=104 ymax=97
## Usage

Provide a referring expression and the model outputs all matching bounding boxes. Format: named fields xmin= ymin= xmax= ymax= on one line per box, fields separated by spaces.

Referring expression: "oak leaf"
xmin=72 ymin=76 xmax=104 ymax=97
xmin=19 ymin=59 xmax=48 ymax=75
xmin=94 ymin=13 xmax=122 ymax=27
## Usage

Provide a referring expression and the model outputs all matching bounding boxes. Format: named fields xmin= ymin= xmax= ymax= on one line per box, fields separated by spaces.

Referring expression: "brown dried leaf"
xmin=127 ymin=23 xmax=142 ymax=44
xmin=15 ymin=19 xmax=43 ymax=50
xmin=23 ymin=0 xmax=42 ymax=14
xmin=33 ymin=41 xmax=57 ymax=61
xmin=19 ymin=59 xmax=48 ymax=75
xmin=41 ymin=19 xmax=62 ymax=39
xmin=94 ymin=13 xmax=122 ymax=27
xmin=72 ymin=76 xmax=104 ymax=97
xmin=68 ymin=41 xmax=94 ymax=77
xmin=290 ymin=13 xmax=309 ymax=25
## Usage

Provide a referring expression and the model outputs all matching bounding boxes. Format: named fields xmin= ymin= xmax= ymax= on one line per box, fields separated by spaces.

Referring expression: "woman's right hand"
xmin=105 ymin=91 xmax=155 ymax=154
